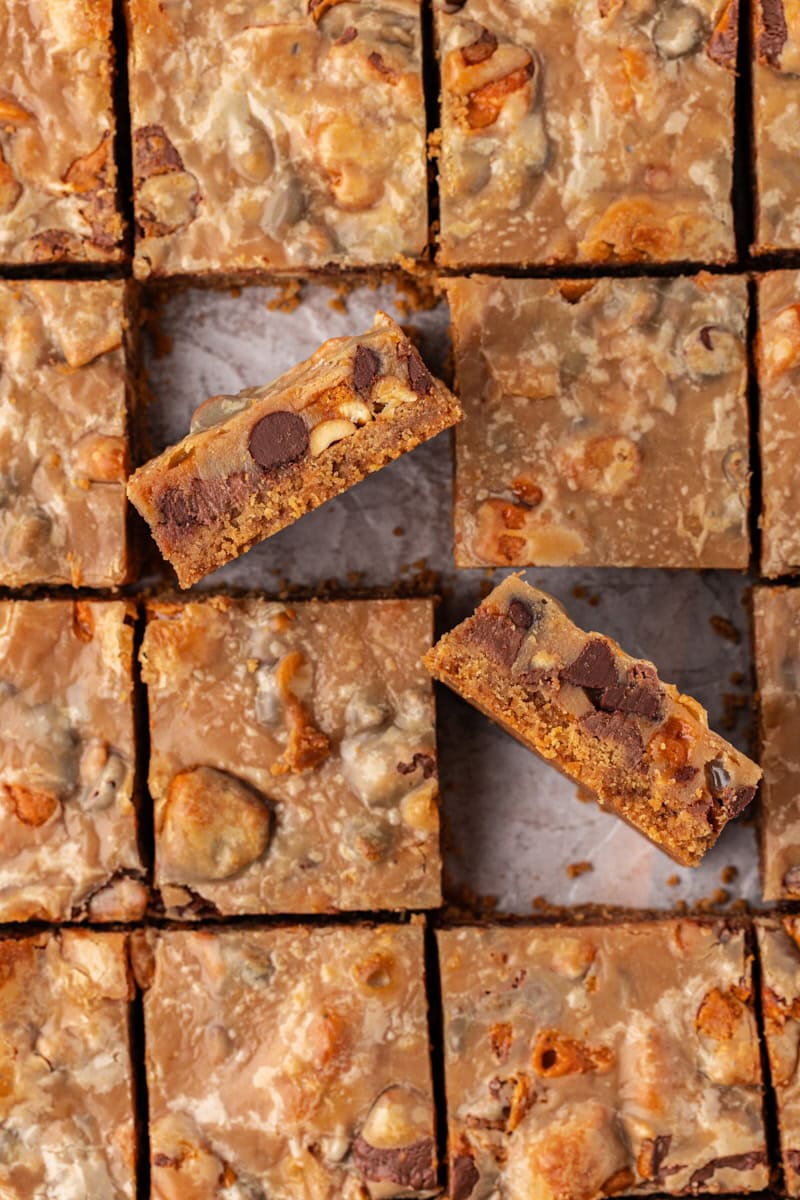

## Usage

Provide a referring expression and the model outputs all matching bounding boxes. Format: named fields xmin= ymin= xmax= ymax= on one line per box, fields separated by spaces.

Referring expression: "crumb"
xmin=571 ymin=585 xmax=587 ymax=600
xmin=391 ymin=265 xmax=442 ymax=317
xmin=666 ymin=874 xmax=680 ymax=887
xmin=229 ymin=285 xmax=241 ymax=299
xmin=393 ymin=526 xmax=405 ymax=537
xmin=567 ymin=861 xmax=593 ymax=879
xmin=729 ymin=671 xmax=745 ymax=687
xmin=694 ymin=888 xmax=731 ymax=912
xmin=427 ymin=127 xmax=442 ymax=158
xmin=587 ymin=593 xmax=601 ymax=608
xmin=267 ymin=279 xmax=303 ymax=313
xmin=721 ymin=692 xmax=749 ymax=731
xmin=479 ymin=577 xmax=494 ymax=599
xmin=709 ymin=615 xmax=741 ymax=644
xmin=675 ymin=899 xmax=688 ymax=914
xmin=328 ymin=295 xmax=347 ymax=314
xmin=729 ymin=897 xmax=749 ymax=914
xmin=720 ymin=865 xmax=738 ymax=884
xmin=575 ymin=784 xmax=595 ymax=804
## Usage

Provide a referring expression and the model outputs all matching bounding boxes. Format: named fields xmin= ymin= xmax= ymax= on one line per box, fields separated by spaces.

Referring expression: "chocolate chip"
xmin=248 ymin=411 xmax=309 ymax=471
xmin=519 ymin=666 xmax=556 ymax=691
xmin=133 ymin=124 xmax=184 ymax=182
xmin=787 ymin=1149 xmax=800 ymax=1172
xmin=639 ymin=1134 xmax=673 ymax=1183
xmin=599 ymin=663 xmax=664 ymax=722
xmin=158 ymin=472 xmax=253 ymax=532
xmin=352 ymin=1135 xmax=435 ymax=1190
xmin=465 ymin=609 xmax=528 ymax=668
xmin=404 ymin=346 xmax=435 ymax=396
xmin=353 ymin=345 xmax=381 ymax=396
xmin=783 ymin=866 xmax=800 ymax=895
xmin=580 ymin=711 xmax=644 ymax=766
xmin=674 ymin=764 xmax=699 ymax=783
xmin=507 ymin=599 xmax=534 ymax=629
xmin=705 ymin=758 xmax=731 ymax=796
xmin=758 ymin=0 xmax=788 ymax=64
xmin=689 ymin=1150 xmax=767 ymax=1188
xmin=451 ymin=1153 xmax=480 ymax=1200
xmin=724 ymin=785 xmax=756 ymax=818
xmin=397 ymin=752 xmax=436 ymax=779
xmin=561 ymin=640 xmax=617 ymax=691
xmin=153 ymin=1153 xmax=174 ymax=1168
xmin=461 ymin=28 xmax=498 ymax=64
xmin=337 ymin=25 xmax=357 ymax=44
xmin=368 ymin=50 xmax=392 ymax=74
xmin=707 ymin=0 xmax=739 ymax=70
xmin=700 ymin=325 xmax=715 ymax=350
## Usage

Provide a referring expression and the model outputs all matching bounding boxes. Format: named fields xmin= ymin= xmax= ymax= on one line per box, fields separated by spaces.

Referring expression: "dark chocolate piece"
xmin=352 ymin=1134 xmax=436 ymax=1190
xmin=353 ymin=345 xmax=382 ymax=396
xmin=248 ymin=412 xmax=309 ymax=472
xmin=560 ymin=640 xmax=617 ymax=690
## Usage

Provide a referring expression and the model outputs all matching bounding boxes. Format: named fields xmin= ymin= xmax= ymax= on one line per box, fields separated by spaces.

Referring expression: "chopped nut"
xmin=341 ymin=725 xmax=436 ymax=807
xmin=159 ymin=766 xmax=272 ymax=883
xmin=0 ymin=94 xmax=33 ymax=124
xmin=1 ymin=782 xmax=59 ymax=827
xmin=189 ymin=394 xmax=254 ymax=435
xmin=683 ymin=324 xmax=742 ymax=377
xmin=400 ymin=779 xmax=439 ymax=833
xmin=79 ymin=744 xmax=128 ymax=812
xmin=561 ymin=435 xmax=641 ymax=496
xmin=309 ymin=418 xmax=358 ymax=457
xmin=72 ymin=433 xmax=128 ymax=483
xmin=652 ymin=4 xmax=705 ymax=57
xmin=63 ymin=133 xmax=112 ymax=194
xmin=138 ymin=170 xmax=199 ymax=237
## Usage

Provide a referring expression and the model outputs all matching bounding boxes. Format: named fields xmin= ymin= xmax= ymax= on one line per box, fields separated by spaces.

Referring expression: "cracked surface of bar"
xmin=439 ymin=920 xmax=767 ymax=1198
xmin=424 ymin=577 xmax=760 ymax=867
xmin=139 ymin=923 xmax=437 ymax=1198
xmin=448 ymin=274 xmax=750 ymax=569
xmin=128 ymin=312 xmax=461 ymax=587
xmin=0 ymin=599 xmax=145 ymax=923
xmin=141 ymin=595 xmax=441 ymax=917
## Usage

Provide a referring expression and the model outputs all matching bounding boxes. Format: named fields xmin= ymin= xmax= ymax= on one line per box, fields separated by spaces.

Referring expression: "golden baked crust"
xmin=0 ymin=0 xmax=124 ymax=264
xmin=448 ymin=274 xmax=749 ymax=569
xmin=127 ymin=0 xmax=428 ymax=278
xmin=424 ymin=577 xmax=761 ymax=867
xmin=0 ymin=930 xmax=135 ymax=1198
xmin=753 ymin=0 xmax=800 ymax=250
xmin=435 ymin=0 xmax=737 ymax=267
xmin=140 ymin=594 xmax=441 ymax=917
xmin=0 ymin=600 xmax=145 ymax=922
xmin=758 ymin=270 xmax=800 ymax=577
xmin=142 ymin=924 xmax=437 ymax=1197
xmin=128 ymin=311 xmax=462 ymax=588
xmin=440 ymin=920 xmax=767 ymax=1198
xmin=0 ymin=281 xmax=132 ymax=588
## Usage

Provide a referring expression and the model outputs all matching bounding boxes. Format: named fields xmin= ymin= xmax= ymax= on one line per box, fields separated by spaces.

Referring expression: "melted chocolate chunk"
xmin=451 ymin=1153 xmax=480 ymax=1199
xmin=158 ymin=472 xmax=252 ymax=532
xmin=689 ymin=1150 xmax=767 ymax=1188
xmin=465 ymin=609 xmax=527 ymax=668
xmin=705 ymin=758 xmax=731 ymax=796
xmin=758 ymin=0 xmax=788 ymax=64
xmin=368 ymin=50 xmax=392 ymax=74
xmin=724 ymin=784 xmax=756 ymax=817
xmin=599 ymin=663 xmax=664 ymax=722
xmin=507 ymin=599 xmax=534 ymax=629
xmin=353 ymin=344 xmax=381 ymax=396
xmin=397 ymin=752 xmax=436 ymax=779
xmin=404 ymin=346 xmax=435 ymax=396
xmin=248 ymin=411 xmax=309 ymax=471
xmin=639 ymin=1134 xmax=673 ymax=1183
xmin=561 ymin=640 xmax=617 ymax=690
xmin=580 ymin=711 xmax=644 ymax=766
xmin=133 ymin=124 xmax=184 ymax=181
xmin=462 ymin=28 xmax=498 ymax=64
xmin=674 ymin=764 xmax=699 ymax=783
xmin=519 ymin=666 xmax=556 ymax=690
xmin=352 ymin=1135 xmax=435 ymax=1190
xmin=707 ymin=0 xmax=739 ymax=70
xmin=337 ymin=25 xmax=358 ymax=44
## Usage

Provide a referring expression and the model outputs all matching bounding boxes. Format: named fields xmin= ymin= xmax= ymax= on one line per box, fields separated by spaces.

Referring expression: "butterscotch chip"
xmin=756 ymin=918 xmax=800 ymax=1194
xmin=0 ymin=1 xmax=123 ymax=264
xmin=0 ymin=599 xmax=144 ymax=923
xmin=754 ymin=586 xmax=800 ymax=901
xmin=435 ymin=0 xmax=737 ymax=267
xmin=0 ymin=930 xmax=135 ymax=1195
xmin=439 ymin=921 xmax=767 ymax=1197
xmin=0 ymin=280 xmax=133 ymax=588
xmin=753 ymin=0 xmax=800 ymax=250
xmin=448 ymin=275 xmax=750 ymax=570
xmin=144 ymin=925 xmax=435 ymax=1196
xmin=128 ymin=312 xmax=461 ymax=588
xmin=141 ymin=595 xmax=441 ymax=916
xmin=424 ymin=577 xmax=761 ymax=867
xmin=758 ymin=271 xmax=800 ymax=577
xmin=127 ymin=0 xmax=428 ymax=278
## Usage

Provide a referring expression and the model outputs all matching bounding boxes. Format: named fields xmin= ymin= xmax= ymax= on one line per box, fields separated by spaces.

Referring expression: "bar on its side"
xmin=128 ymin=312 xmax=462 ymax=587
xmin=424 ymin=576 xmax=760 ymax=866
xmin=755 ymin=916 xmax=800 ymax=1196
xmin=758 ymin=271 xmax=800 ymax=578
xmin=439 ymin=920 xmax=767 ymax=1198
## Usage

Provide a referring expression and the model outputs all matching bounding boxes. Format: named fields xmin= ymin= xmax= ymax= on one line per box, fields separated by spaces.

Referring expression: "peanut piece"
xmin=309 ymin=418 xmax=358 ymax=456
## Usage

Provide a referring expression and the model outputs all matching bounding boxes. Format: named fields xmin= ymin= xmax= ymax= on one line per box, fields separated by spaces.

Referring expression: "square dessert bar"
xmin=140 ymin=595 xmax=440 ymax=917
xmin=755 ymin=917 xmax=800 ymax=1195
xmin=0 ymin=280 xmax=133 ymax=588
xmin=753 ymin=1 xmax=800 ymax=250
xmin=141 ymin=924 xmax=436 ymax=1197
xmin=128 ymin=312 xmax=461 ymax=588
xmin=439 ymin=921 xmax=767 ymax=1198
xmin=424 ymin=577 xmax=761 ymax=867
xmin=127 ymin=0 xmax=428 ymax=279
xmin=0 ymin=930 xmax=135 ymax=1198
xmin=758 ymin=272 xmax=800 ymax=578
xmin=435 ymin=0 xmax=737 ymax=268
xmin=0 ymin=0 xmax=123 ymax=264
xmin=754 ymin=587 xmax=800 ymax=901
xmin=448 ymin=274 xmax=750 ymax=570
xmin=0 ymin=600 xmax=145 ymax=923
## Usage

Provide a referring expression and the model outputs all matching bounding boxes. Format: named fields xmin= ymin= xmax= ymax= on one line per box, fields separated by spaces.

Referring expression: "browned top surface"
xmin=753 ymin=0 xmax=800 ymax=249
xmin=759 ymin=270 xmax=800 ymax=577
